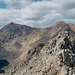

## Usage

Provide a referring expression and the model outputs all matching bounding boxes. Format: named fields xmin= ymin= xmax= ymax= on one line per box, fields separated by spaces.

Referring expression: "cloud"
xmin=2 ymin=0 xmax=32 ymax=9
xmin=0 ymin=0 xmax=75 ymax=28
xmin=58 ymin=0 xmax=75 ymax=10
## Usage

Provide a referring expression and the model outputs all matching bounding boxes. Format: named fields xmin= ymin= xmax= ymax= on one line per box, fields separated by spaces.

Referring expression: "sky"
xmin=0 ymin=0 xmax=75 ymax=28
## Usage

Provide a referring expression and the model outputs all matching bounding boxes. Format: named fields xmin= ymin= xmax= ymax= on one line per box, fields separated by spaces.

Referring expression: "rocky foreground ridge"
xmin=0 ymin=21 xmax=75 ymax=75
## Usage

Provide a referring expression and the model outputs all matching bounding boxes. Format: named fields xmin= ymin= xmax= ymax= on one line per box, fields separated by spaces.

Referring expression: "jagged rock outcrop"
xmin=19 ymin=30 xmax=75 ymax=75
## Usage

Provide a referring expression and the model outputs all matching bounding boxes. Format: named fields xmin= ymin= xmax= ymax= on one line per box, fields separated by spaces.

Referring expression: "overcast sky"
xmin=0 ymin=0 xmax=75 ymax=28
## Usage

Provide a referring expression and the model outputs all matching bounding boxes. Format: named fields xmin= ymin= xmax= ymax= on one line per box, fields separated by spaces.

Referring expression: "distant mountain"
xmin=0 ymin=22 xmax=36 ymax=64
xmin=0 ymin=21 xmax=75 ymax=75
xmin=0 ymin=22 xmax=36 ymax=44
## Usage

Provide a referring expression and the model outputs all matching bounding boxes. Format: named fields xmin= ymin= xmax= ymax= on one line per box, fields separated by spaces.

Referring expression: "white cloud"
xmin=0 ymin=0 xmax=75 ymax=28
xmin=58 ymin=0 xmax=75 ymax=10
xmin=2 ymin=0 xmax=32 ymax=9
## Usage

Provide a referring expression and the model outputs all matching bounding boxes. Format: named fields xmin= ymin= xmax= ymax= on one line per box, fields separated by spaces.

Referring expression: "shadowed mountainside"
xmin=0 ymin=22 xmax=36 ymax=61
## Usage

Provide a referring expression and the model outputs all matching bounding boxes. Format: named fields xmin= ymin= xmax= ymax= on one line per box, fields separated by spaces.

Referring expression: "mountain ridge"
xmin=0 ymin=21 xmax=75 ymax=75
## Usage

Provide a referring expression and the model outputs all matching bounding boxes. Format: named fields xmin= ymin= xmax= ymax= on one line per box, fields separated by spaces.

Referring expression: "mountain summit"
xmin=0 ymin=21 xmax=75 ymax=75
xmin=0 ymin=22 xmax=36 ymax=43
